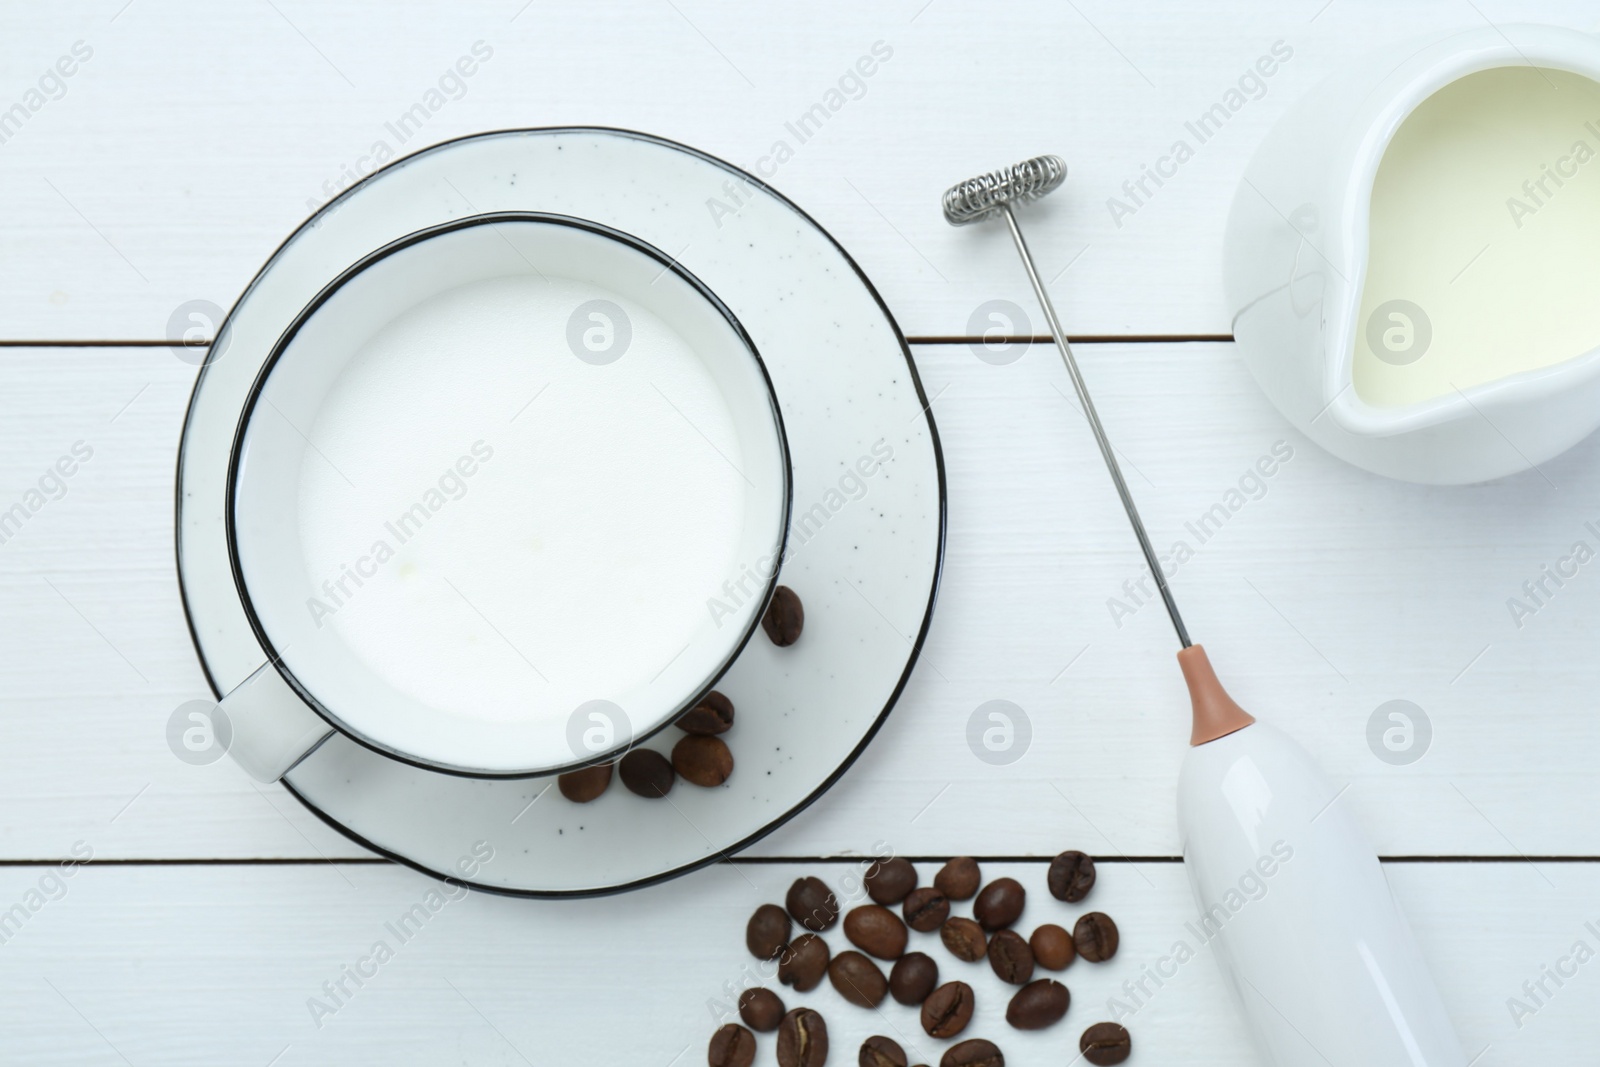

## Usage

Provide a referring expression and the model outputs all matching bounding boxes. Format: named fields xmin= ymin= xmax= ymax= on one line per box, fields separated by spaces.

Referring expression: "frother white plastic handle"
xmin=1178 ymin=720 xmax=1465 ymax=1065
xmin=219 ymin=663 xmax=336 ymax=783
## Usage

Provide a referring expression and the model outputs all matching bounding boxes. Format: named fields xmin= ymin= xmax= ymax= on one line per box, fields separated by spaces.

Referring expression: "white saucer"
xmin=176 ymin=128 xmax=946 ymax=895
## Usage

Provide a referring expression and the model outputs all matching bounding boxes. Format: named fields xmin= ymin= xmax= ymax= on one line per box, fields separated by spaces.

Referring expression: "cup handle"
xmin=221 ymin=663 xmax=336 ymax=783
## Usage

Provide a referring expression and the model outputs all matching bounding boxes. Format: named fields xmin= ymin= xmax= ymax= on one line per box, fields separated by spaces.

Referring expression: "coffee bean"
xmin=1079 ymin=1022 xmax=1131 ymax=1065
xmin=738 ymin=987 xmax=785 ymax=1032
xmin=1006 ymin=978 xmax=1069 ymax=1030
xmin=902 ymin=886 xmax=949 ymax=933
xmin=940 ymin=917 xmax=987 ymax=962
xmin=677 ymin=691 xmax=734 ymax=735
xmin=1073 ymin=912 xmax=1119 ymax=963
xmin=934 ymin=856 xmax=980 ymax=901
xmin=844 ymin=905 xmax=908 ymax=961
xmin=859 ymin=1035 xmax=907 ymax=1067
xmin=746 ymin=903 xmax=792 ymax=961
xmin=1029 ymin=924 xmax=1075 ymax=971
xmin=556 ymin=762 xmax=611 ymax=802
xmin=786 ymin=876 xmax=840 ymax=932
xmin=828 ymin=950 xmax=888 ymax=1008
xmin=672 ymin=734 xmax=734 ymax=787
xmin=618 ymin=748 xmax=674 ymax=798
xmin=939 ymin=1038 xmax=1004 ymax=1067
xmin=776 ymin=1007 xmax=829 ymax=1067
xmin=1047 ymin=850 xmax=1096 ymax=903
xmin=889 ymin=951 xmax=939 ymax=1005
xmin=865 ymin=857 xmax=918 ymax=905
xmin=986 ymin=929 xmax=1034 ymax=985
xmin=920 ymin=981 xmax=975 ymax=1038
xmin=972 ymin=877 xmax=1024 ymax=931
xmin=708 ymin=1023 xmax=757 ymax=1067
xmin=763 ymin=585 xmax=804 ymax=646
xmin=778 ymin=933 xmax=830 ymax=991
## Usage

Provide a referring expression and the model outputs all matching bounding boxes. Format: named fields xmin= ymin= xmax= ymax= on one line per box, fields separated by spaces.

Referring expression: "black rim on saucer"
xmin=175 ymin=127 xmax=948 ymax=897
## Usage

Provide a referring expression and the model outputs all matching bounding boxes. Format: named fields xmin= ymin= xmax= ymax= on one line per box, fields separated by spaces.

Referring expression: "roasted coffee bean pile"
xmin=710 ymin=851 xmax=1135 ymax=1066
xmin=557 ymin=586 xmax=805 ymax=805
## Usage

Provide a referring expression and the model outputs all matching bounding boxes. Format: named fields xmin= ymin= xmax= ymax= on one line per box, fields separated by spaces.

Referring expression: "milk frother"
xmin=943 ymin=156 xmax=1466 ymax=1064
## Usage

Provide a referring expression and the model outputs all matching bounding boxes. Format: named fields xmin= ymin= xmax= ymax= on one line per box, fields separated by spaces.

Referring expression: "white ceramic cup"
xmin=220 ymin=213 xmax=790 ymax=781
xmin=1225 ymin=24 xmax=1600 ymax=484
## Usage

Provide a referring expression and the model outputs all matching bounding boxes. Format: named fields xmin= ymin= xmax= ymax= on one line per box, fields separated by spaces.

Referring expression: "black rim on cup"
xmin=222 ymin=210 xmax=794 ymax=780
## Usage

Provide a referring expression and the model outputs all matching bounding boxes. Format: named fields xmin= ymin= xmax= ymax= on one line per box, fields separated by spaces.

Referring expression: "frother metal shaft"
xmin=944 ymin=157 xmax=1191 ymax=648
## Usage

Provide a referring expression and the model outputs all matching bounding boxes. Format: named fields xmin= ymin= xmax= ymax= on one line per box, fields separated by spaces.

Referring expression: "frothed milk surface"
xmin=1355 ymin=67 xmax=1600 ymax=406
xmin=297 ymin=274 xmax=746 ymax=727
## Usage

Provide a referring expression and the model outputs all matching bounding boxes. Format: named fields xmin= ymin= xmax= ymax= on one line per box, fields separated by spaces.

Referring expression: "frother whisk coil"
xmin=941 ymin=155 xmax=1067 ymax=226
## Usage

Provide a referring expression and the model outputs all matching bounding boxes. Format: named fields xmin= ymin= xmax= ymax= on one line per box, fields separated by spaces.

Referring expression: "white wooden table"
xmin=3 ymin=2 xmax=1599 ymax=1063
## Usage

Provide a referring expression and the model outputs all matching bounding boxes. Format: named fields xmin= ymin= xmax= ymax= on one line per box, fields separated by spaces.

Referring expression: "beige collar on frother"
xmin=1180 ymin=645 xmax=1256 ymax=746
